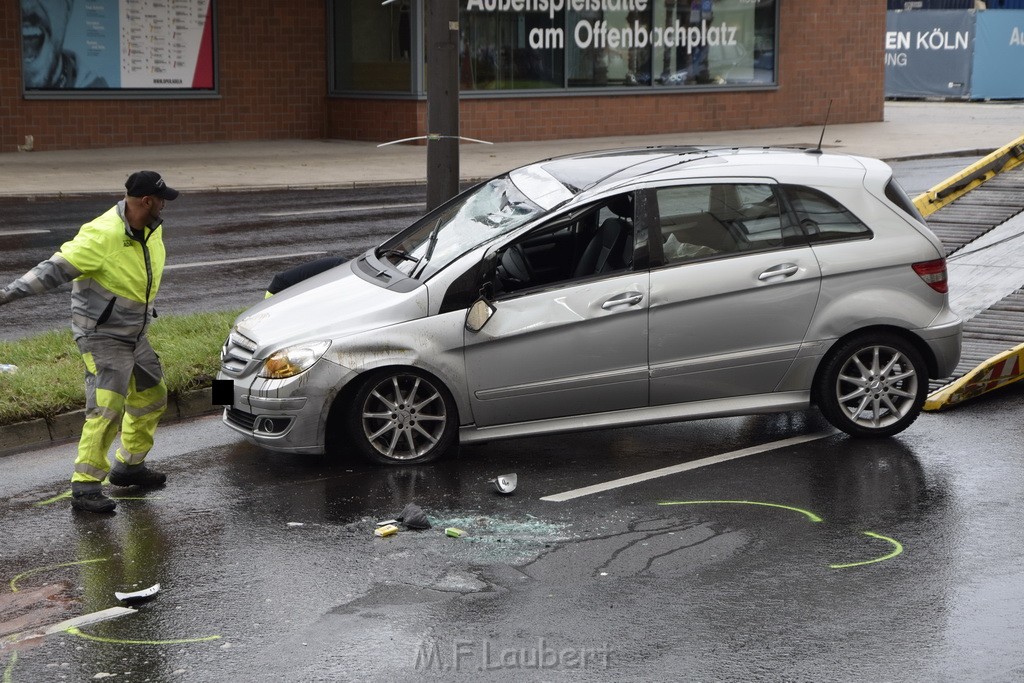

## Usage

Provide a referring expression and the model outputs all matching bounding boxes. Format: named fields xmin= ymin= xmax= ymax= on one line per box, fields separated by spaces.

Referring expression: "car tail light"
xmin=912 ymin=258 xmax=948 ymax=293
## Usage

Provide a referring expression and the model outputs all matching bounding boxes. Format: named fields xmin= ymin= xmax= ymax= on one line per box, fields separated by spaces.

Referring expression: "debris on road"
xmin=114 ymin=583 xmax=160 ymax=603
xmin=43 ymin=606 xmax=137 ymax=635
xmin=396 ymin=503 xmax=431 ymax=530
xmin=490 ymin=473 xmax=517 ymax=494
xmin=374 ymin=524 xmax=400 ymax=538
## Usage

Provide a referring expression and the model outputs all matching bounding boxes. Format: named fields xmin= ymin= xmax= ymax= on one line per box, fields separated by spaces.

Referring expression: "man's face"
xmin=145 ymin=196 xmax=166 ymax=225
xmin=21 ymin=0 xmax=72 ymax=88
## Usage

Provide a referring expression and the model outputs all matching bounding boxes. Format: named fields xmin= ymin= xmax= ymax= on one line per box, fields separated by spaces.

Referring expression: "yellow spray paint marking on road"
xmin=3 ymin=652 xmax=17 ymax=683
xmin=9 ymin=558 xmax=108 ymax=592
xmin=35 ymin=489 xmax=161 ymax=507
xmin=829 ymin=532 xmax=904 ymax=569
xmin=64 ymin=627 xmax=221 ymax=645
xmin=659 ymin=500 xmax=824 ymax=523
xmin=34 ymin=491 xmax=72 ymax=506
xmin=659 ymin=500 xmax=903 ymax=570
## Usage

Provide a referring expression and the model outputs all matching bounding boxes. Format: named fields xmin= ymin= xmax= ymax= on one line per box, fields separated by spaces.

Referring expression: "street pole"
xmin=426 ymin=0 xmax=460 ymax=211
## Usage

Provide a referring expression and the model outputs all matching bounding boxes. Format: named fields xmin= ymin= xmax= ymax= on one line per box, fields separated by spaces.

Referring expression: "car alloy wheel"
xmin=348 ymin=369 xmax=457 ymax=464
xmin=816 ymin=332 xmax=928 ymax=438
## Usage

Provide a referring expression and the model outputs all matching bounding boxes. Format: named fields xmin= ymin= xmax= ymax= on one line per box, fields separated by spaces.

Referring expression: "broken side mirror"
xmin=465 ymin=285 xmax=496 ymax=332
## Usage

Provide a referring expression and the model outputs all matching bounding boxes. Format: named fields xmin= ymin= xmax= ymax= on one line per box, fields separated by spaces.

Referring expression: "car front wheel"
xmin=346 ymin=368 xmax=458 ymax=465
xmin=815 ymin=333 xmax=928 ymax=438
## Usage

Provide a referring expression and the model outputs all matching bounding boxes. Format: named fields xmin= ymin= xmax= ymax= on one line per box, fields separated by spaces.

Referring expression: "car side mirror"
xmin=465 ymin=296 xmax=496 ymax=332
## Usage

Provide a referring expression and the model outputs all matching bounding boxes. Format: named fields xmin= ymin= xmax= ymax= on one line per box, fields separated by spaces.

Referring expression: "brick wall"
xmin=327 ymin=1 xmax=885 ymax=143
xmin=0 ymin=0 xmax=326 ymax=152
xmin=1 ymin=0 xmax=882 ymax=152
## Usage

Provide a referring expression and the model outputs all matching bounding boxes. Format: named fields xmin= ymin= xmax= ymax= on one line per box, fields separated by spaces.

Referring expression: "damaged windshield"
xmin=378 ymin=175 xmax=543 ymax=280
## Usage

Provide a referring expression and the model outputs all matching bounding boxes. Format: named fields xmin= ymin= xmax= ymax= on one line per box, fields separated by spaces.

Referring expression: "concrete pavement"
xmin=1 ymin=101 xmax=1023 ymax=198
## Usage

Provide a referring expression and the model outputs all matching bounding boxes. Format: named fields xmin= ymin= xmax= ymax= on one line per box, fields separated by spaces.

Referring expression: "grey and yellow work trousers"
xmin=73 ymin=335 xmax=167 ymax=485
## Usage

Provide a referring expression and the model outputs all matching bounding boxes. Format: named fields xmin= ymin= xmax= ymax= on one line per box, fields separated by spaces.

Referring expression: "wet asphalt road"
xmin=2 ymin=382 xmax=1023 ymax=682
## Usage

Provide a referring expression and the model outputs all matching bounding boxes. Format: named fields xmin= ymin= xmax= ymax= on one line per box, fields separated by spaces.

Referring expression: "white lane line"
xmin=259 ymin=202 xmax=423 ymax=218
xmin=540 ymin=432 xmax=833 ymax=502
xmin=165 ymin=251 xmax=327 ymax=270
xmin=0 ymin=229 xmax=51 ymax=236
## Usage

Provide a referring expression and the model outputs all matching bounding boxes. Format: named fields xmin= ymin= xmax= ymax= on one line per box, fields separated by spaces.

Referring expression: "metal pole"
xmin=426 ymin=0 xmax=460 ymax=211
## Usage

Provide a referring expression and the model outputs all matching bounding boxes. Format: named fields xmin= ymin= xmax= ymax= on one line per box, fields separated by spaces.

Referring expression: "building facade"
xmin=1 ymin=0 xmax=885 ymax=152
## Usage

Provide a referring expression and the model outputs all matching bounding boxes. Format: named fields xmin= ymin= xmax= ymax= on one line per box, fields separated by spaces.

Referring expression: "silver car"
xmin=217 ymin=147 xmax=962 ymax=464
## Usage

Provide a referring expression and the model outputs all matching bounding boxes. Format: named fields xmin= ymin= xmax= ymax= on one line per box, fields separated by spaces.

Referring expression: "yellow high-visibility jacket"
xmin=0 ymin=202 xmax=165 ymax=342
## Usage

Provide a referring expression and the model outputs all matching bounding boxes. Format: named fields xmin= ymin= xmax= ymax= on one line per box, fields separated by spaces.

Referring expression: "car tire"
xmin=346 ymin=368 xmax=458 ymax=465
xmin=815 ymin=332 xmax=928 ymax=438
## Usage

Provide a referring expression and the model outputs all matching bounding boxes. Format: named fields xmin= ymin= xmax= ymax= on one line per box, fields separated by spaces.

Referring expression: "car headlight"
xmin=259 ymin=341 xmax=331 ymax=379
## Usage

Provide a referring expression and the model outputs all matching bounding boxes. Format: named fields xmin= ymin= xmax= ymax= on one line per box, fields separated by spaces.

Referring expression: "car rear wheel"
xmin=346 ymin=368 xmax=458 ymax=465
xmin=815 ymin=332 xmax=928 ymax=438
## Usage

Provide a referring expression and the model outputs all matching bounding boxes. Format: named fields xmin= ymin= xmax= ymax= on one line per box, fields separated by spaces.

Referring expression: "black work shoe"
xmin=71 ymin=491 xmax=117 ymax=513
xmin=108 ymin=464 xmax=167 ymax=488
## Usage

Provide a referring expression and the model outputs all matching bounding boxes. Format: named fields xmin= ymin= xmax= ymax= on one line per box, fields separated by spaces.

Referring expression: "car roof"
xmin=530 ymin=146 xmax=887 ymax=198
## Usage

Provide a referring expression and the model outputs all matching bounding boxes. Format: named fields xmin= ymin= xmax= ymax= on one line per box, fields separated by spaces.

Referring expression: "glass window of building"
xmin=460 ymin=6 xmax=565 ymax=89
xmin=332 ymin=0 xmax=413 ymax=92
xmin=331 ymin=0 xmax=776 ymax=94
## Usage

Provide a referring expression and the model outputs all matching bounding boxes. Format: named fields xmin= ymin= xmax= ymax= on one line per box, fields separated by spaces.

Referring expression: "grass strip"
xmin=0 ymin=308 xmax=243 ymax=426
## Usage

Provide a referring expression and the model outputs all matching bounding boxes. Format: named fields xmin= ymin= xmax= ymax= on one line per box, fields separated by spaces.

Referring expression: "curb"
xmin=0 ymin=387 xmax=220 ymax=458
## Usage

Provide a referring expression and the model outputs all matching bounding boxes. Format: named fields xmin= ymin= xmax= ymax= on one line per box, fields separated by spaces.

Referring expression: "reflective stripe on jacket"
xmin=0 ymin=202 xmax=165 ymax=341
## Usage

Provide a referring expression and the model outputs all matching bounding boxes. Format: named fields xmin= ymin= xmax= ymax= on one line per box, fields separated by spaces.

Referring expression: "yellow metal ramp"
xmin=920 ymin=135 xmax=1024 ymax=410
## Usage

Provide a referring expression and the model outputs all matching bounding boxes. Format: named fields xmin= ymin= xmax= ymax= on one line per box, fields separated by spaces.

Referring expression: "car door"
xmin=463 ymin=193 xmax=650 ymax=428
xmin=647 ymin=180 xmax=822 ymax=405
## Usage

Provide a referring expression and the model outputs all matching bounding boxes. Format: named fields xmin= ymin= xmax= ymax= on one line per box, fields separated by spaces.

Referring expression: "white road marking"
xmin=540 ymin=432 xmax=834 ymax=502
xmin=165 ymin=251 xmax=327 ymax=270
xmin=0 ymin=229 xmax=50 ymax=236
xmin=259 ymin=202 xmax=423 ymax=218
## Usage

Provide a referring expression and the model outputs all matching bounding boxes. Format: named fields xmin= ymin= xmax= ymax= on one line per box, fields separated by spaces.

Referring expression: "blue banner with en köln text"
xmin=885 ymin=10 xmax=975 ymax=98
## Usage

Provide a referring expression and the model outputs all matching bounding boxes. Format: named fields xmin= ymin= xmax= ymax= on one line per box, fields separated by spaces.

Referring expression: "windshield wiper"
xmin=378 ymin=247 xmax=419 ymax=265
xmin=413 ymin=217 xmax=444 ymax=278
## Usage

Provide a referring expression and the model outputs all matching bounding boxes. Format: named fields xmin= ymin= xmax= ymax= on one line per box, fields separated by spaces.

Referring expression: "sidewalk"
xmin=1 ymin=101 xmax=1023 ymax=198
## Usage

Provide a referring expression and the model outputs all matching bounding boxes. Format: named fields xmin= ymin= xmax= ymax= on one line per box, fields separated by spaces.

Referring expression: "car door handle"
xmin=758 ymin=264 xmax=800 ymax=281
xmin=601 ymin=292 xmax=644 ymax=309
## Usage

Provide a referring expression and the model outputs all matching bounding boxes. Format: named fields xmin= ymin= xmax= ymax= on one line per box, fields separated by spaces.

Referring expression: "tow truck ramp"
xmin=918 ymin=134 xmax=1024 ymax=409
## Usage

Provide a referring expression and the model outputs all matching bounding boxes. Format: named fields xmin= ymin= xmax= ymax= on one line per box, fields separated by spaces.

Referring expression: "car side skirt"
xmin=459 ymin=391 xmax=811 ymax=443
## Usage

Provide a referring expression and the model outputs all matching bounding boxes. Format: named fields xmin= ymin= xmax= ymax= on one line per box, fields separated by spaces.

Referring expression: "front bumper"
xmin=218 ymin=358 xmax=356 ymax=454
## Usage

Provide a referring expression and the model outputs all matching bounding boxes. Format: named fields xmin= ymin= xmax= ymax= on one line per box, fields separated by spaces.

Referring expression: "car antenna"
xmin=808 ymin=99 xmax=833 ymax=155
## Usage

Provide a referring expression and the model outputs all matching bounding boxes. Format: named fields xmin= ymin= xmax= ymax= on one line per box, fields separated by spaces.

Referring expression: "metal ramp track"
xmin=925 ymin=165 xmax=1024 ymax=255
xmin=929 ymin=287 xmax=1024 ymax=392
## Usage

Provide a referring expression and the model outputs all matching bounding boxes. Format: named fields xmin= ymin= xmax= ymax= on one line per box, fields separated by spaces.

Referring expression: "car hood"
xmin=232 ymin=260 xmax=428 ymax=357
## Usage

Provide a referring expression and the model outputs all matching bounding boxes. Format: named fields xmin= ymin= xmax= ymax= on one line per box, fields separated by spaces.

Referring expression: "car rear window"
xmin=783 ymin=185 xmax=873 ymax=244
xmin=884 ymin=178 xmax=928 ymax=224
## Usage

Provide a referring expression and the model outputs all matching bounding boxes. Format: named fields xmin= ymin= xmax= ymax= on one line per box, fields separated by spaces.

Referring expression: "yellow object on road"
xmin=374 ymin=524 xmax=400 ymax=538
xmin=925 ymin=342 xmax=1024 ymax=411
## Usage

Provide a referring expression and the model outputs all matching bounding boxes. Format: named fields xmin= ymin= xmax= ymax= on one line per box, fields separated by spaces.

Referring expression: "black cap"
xmin=125 ymin=171 xmax=179 ymax=200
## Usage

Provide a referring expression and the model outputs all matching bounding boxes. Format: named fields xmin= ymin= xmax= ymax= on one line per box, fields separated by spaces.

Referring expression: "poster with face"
xmin=20 ymin=0 xmax=215 ymax=91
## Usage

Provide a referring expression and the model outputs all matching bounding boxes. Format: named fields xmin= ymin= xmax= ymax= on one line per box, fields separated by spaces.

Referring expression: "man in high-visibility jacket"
xmin=0 ymin=171 xmax=178 ymax=513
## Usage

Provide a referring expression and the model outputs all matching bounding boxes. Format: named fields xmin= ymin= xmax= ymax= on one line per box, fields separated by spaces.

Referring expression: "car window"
xmin=884 ymin=178 xmax=928 ymax=224
xmin=491 ymin=193 xmax=636 ymax=297
xmin=378 ymin=175 xmax=544 ymax=281
xmin=655 ymin=183 xmax=794 ymax=265
xmin=783 ymin=185 xmax=874 ymax=243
